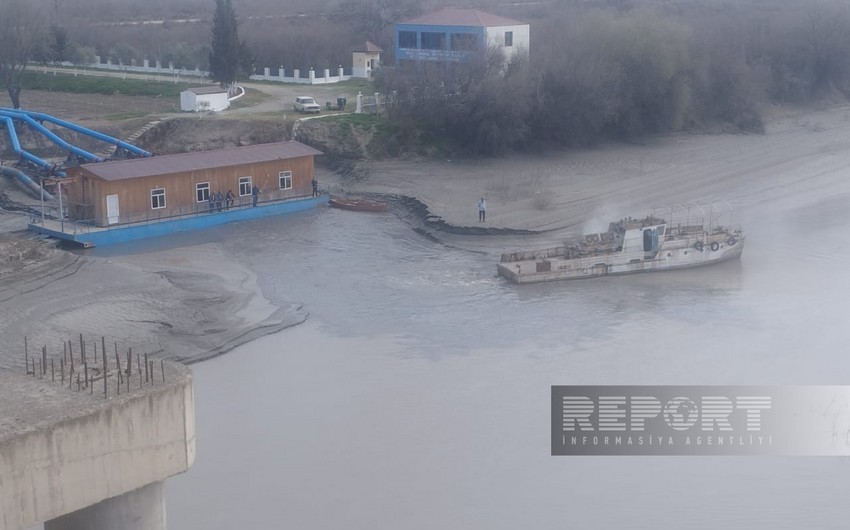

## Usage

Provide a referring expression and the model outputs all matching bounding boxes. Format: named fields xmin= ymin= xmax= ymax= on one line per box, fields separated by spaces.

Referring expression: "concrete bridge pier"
xmin=44 ymin=481 xmax=165 ymax=530
xmin=0 ymin=361 xmax=194 ymax=530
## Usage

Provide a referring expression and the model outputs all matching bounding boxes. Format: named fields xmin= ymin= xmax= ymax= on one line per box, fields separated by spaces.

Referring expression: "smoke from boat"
xmin=581 ymin=204 xmax=625 ymax=235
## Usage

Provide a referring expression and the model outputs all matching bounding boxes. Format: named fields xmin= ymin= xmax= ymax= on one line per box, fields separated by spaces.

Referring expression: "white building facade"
xmin=180 ymin=86 xmax=230 ymax=112
xmin=351 ymin=41 xmax=383 ymax=78
xmin=394 ymin=8 xmax=529 ymax=66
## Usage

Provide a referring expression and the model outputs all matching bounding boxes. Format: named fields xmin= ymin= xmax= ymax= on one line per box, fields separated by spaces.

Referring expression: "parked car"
xmin=293 ymin=96 xmax=321 ymax=113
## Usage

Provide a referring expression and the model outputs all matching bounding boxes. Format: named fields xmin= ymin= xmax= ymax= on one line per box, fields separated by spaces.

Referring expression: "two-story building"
xmin=394 ymin=8 xmax=529 ymax=66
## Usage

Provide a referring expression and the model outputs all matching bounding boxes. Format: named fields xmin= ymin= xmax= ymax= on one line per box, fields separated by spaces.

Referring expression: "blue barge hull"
xmin=29 ymin=195 xmax=328 ymax=248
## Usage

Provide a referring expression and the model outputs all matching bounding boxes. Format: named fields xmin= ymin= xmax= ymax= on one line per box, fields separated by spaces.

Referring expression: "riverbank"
xmin=2 ymin=103 xmax=850 ymax=370
xmin=325 ymin=105 xmax=850 ymax=235
xmin=0 ymin=234 xmax=305 ymax=370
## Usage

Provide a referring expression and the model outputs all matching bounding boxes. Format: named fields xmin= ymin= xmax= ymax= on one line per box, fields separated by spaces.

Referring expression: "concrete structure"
xmin=64 ymin=141 xmax=322 ymax=227
xmin=250 ymin=66 xmax=352 ymax=85
xmin=394 ymin=8 xmax=529 ymax=65
xmin=0 ymin=362 xmax=195 ymax=530
xmin=180 ymin=86 xmax=230 ymax=112
xmin=351 ymin=41 xmax=383 ymax=78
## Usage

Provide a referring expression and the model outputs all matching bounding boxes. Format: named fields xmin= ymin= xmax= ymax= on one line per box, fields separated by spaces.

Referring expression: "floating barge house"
xmin=28 ymin=141 xmax=326 ymax=247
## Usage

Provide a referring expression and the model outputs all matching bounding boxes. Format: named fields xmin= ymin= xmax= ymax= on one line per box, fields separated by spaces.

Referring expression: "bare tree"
xmin=0 ymin=0 xmax=49 ymax=108
xmin=328 ymin=0 xmax=421 ymax=40
xmin=805 ymin=2 xmax=850 ymax=94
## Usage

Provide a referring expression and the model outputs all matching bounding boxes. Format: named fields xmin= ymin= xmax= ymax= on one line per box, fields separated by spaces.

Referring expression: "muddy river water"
xmin=161 ymin=192 xmax=850 ymax=529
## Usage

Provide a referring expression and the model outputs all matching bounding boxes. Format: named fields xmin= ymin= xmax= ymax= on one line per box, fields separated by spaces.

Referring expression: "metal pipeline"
xmin=0 ymin=109 xmax=102 ymax=163
xmin=0 ymin=166 xmax=55 ymax=200
xmin=0 ymin=108 xmax=152 ymax=158
xmin=0 ymin=115 xmax=66 ymax=176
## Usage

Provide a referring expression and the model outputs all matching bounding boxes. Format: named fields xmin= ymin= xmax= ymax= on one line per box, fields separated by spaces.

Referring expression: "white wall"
xmin=485 ymin=24 xmax=530 ymax=63
xmin=179 ymin=90 xmax=196 ymax=112
xmin=180 ymin=91 xmax=230 ymax=112
xmin=352 ymin=52 xmax=381 ymax=79
xmin=198 ymin=93 xmax=230 ymax=112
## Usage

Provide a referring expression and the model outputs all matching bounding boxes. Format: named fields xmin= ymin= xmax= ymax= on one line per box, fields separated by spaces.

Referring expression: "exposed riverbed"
xmin=165 ymin=192 xmax=850 ymax=529
xmin=4 ymin=105 xmax=850 ymax=528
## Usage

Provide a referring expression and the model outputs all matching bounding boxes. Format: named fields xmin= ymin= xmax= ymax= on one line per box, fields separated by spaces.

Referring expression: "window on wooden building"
xmin=504 ymin=31 xmax=513 ymax=47
xmin=196 ymin=182 xmax=210 ymax=203
xmin=151 ymin=188 xmax=166 ymax=209
xmin=239 ymin=176 xmax=252 ymax=197
xmin=279 ymin=171 xmax=292 ymax=190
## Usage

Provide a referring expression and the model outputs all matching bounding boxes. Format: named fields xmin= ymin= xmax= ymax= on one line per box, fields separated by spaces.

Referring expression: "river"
xmin=152 ymin=190 xmax=850 ymax=529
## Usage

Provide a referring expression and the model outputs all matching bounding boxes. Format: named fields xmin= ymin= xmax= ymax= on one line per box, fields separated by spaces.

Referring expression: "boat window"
xmin=643 ymin=229 xmax=653 ymax=251
xmin=657 ymin=225 xmax=665 ymax=236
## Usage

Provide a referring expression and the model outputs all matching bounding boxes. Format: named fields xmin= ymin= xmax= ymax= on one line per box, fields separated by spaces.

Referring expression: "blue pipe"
xmin=1 ymin=166 xmax=55 ymax=200
xmin=0 ymin=110 xmax=102 ymax=163
xmin=1 ymin=115 xmax=22 ymax=152
xmin=1 ymin=108 xmax=152 ymax=158
xmin=0 ymin=115 xmax=66 ymax=174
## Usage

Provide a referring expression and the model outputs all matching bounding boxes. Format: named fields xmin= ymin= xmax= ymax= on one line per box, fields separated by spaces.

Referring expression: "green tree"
xmin=0 ymin=0 xmax=49 ymax=108
xmin=208 ymin=0 xmax=251 ymax=86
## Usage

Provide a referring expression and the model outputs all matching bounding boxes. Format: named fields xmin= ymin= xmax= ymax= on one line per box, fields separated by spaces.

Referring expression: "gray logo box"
xmin=551 ymin=386 xmax=850 ymax=455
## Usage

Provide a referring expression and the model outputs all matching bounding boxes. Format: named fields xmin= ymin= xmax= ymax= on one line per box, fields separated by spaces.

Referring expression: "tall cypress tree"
xmin=209 ymin=0 xmax=246 ymax=86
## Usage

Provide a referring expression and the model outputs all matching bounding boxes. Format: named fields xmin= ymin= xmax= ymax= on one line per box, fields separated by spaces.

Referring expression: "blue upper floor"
xmin=394 ymin=24 xmax=487 ymax=64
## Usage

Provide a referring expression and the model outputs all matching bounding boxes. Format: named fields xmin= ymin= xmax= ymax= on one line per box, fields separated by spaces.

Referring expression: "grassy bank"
xmin=19 ymin=70 xmax=193 ymax=98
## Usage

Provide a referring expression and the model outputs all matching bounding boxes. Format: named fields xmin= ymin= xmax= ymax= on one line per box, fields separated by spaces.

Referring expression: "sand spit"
xmin=0 ymin=240 xmax=305 ymax=370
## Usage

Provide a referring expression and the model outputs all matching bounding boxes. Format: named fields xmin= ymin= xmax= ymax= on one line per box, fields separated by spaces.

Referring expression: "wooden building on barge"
xmin=65 ymin=141 xmax=322 ymax=226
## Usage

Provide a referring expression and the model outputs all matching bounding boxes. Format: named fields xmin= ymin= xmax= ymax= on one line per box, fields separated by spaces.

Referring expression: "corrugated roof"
xmin=352 ymin=40 xmax=383 ymax=53
xmin=185 ymin=86 xmax=228 ymax=95
xmin=400 ymin=8 xmax=523 ymax=27
xmin=82 ymin=141 xmax=323 ymax=181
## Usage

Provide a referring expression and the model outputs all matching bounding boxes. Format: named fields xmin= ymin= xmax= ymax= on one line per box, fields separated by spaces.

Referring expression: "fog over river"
xmin=147 ymin=190 xmax=850 ymax=529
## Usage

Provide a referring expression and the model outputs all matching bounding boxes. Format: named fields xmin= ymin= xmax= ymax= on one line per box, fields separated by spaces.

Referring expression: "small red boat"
xmin=328 ymin=197 xmax=388 ymax=213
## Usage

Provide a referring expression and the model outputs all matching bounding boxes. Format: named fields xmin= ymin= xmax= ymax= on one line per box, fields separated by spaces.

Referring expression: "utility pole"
xmin=57 ymin=180 xmax=64 ymax=232
xmin=40 ymin=175 xmax=45 ymax=225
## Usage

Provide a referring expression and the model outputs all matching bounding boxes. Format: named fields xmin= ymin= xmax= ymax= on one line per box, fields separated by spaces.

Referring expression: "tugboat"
xmin=497 ymin=202 xmax=744 ymax=284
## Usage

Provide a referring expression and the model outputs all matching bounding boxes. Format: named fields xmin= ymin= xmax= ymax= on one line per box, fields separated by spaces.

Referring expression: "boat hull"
xmin=497 ymin=237 xmax=744 ymax=284
xmin=28 ymin=195 xmax=328 ymax=248
xmin=328 ymin=197 xmax=387 ymax=213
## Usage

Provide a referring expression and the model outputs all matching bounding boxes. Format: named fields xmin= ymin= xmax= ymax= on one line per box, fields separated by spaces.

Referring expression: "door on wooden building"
xmin=106 ymin=194 xmax=120 ymax=225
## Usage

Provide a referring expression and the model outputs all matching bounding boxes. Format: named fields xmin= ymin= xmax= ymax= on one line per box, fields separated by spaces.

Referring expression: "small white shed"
xmin=351 ymin=41 xmax=383 ymax=79
xmin=180 ymin=86 xmax=230 ymax=112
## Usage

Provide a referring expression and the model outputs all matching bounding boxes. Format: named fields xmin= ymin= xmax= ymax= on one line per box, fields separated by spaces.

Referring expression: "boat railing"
xmin=667 ymin=223 xmax=706 ymax=236
xmin=655 ymin=200 xmax=736 ymax=233
xmin=46 ymin=186 xmax=320 ymax=233
xmin=500 ymin=246 xmax=565 ymax=263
